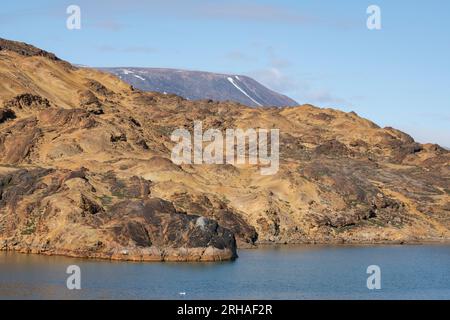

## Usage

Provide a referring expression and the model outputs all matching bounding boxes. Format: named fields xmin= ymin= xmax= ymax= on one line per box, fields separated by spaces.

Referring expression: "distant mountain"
xmin=99 ymin=67 xmax=298 ymax=107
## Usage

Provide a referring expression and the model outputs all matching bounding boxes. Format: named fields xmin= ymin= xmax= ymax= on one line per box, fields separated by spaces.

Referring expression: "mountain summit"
xmin=99 ymin=67 xmax=298 ymax=107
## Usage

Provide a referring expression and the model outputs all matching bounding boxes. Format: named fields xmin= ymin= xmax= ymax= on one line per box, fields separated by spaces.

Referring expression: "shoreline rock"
xmin=0 ymin=245 xmax=236 ymax=262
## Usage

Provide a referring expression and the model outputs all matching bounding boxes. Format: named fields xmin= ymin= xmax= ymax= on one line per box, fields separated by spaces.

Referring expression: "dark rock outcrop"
xmin=0 ymin=108 xmax=15 ymax=123
xmin=4 ymin=94 xmax=50 ymax=110
xmin=0 ymin=168 xmax=237 ymax=262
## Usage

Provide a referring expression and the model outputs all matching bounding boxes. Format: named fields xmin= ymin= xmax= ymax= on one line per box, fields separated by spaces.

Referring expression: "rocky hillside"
xmin=99 ymin=67 xmax=298 ymax=107
xmin=0 ymin=38 xmax=449 ymax=262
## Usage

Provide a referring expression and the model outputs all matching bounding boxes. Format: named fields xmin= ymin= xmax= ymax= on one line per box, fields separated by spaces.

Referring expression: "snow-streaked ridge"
xmin=133 ymin=74 xmax=146 ymax=81
xmin=227 ymin=77 xmax=262 ymax=106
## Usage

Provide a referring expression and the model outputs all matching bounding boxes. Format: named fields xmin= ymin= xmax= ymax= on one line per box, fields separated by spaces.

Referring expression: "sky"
xmin=1 ymin=0 xmax=449 ymax=146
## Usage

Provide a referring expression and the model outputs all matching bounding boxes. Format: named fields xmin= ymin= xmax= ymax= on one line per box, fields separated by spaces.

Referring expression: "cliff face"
xmin=0 ymin=39 xmax=449 ymax=261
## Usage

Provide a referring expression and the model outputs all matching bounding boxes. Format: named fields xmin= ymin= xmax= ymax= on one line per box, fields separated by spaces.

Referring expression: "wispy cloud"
xmin=302 ymin=90 xmax=348 ymax=105
xmin=123 ymin=46 xmax=159 ymax=54
xmin=249 ymin=67 xmax=298 ymax=93
xmin=0 ymin=5 xmax=59 ymax=25
xmin=196 ymin=3 xmax=317 ymax=25
xmin=225 ymin=51 xmax=255 ymax=62
xmin=247 ymin=47 xmax=348 ymax=106
xmin=92 ymin=20 xmax=125 ymax=32
xmin=97 ymin=45 xmax=158 ymax=54
xmin=72 ymin=0 xmax=356 ymax=29
xmin=416 ymin=112 xmax=450 ymax=123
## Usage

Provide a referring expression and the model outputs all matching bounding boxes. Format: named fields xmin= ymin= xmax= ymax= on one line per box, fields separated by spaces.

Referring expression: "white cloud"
xmin=247 ymin=48 xmax=348 ymax=107
xmin=225 ymin=51 xmax=255 ymax=62
xmin=97 ymin=45 xmax=158 ymax=54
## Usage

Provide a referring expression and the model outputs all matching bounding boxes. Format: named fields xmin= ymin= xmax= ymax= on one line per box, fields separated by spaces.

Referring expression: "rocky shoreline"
xmin=0 ymin=245 xmax=236 ymax=262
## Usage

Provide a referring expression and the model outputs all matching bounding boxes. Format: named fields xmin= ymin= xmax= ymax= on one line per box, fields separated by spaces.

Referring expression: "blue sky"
xmin=1 ymin=0 xmax=449 ymax=146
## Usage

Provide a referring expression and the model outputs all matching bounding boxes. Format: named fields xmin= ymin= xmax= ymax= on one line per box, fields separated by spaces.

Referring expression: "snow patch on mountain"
xmin=227 ymin=77 xmax=262 ymax=107
xmin=133 ymin=74 xmax=146 ymax=81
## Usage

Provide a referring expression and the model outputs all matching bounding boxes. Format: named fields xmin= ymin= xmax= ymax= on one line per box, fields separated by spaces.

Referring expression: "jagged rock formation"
xmin=0 ymin=38 xmax=449 ymax=261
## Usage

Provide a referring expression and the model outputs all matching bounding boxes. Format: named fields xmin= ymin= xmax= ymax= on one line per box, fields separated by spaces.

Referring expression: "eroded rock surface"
xmin=0 ymin=38 xmax=449 ymax=261
xmin=0 ymin=168 xmax=236 ymax=261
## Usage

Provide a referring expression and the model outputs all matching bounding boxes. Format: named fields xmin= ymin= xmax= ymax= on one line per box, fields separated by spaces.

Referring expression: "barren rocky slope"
xmin=0 ymin=39 xmax=449 ymax=262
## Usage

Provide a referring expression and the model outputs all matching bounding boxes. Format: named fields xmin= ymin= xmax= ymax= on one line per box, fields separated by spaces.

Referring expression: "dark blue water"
xmin=1 ymin=245 xmax=449 ymax=299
